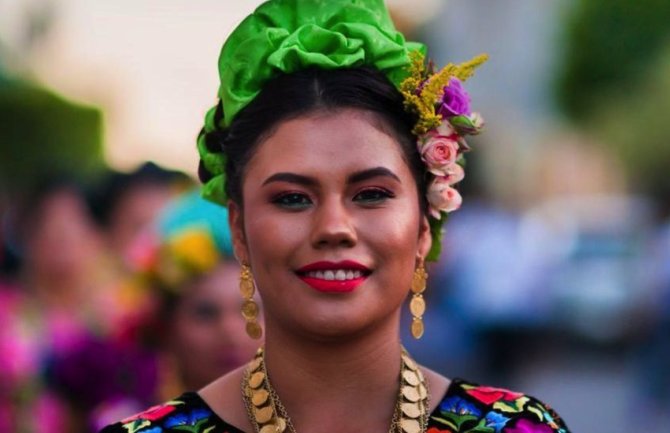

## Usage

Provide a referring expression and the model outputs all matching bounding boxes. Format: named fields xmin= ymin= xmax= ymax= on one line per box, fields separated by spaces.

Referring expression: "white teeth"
xmin=305 ymin=269 xmax=365 ymax=281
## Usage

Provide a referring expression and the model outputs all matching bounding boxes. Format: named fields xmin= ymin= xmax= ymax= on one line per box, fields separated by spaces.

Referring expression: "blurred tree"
xmin=0 ymin=79 xmax=104 ymax=195
xmin=0 ymin=0 xmax=102 ymax=196
xmin=589 ymin=43 xmax=670 ymax=210
xmin=556 ymin=0 xmax=670 ymax=119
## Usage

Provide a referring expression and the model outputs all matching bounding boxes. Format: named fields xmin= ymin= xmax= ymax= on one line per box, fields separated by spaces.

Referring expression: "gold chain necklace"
xmin=241 ymin=347 xmax=429 ymax=433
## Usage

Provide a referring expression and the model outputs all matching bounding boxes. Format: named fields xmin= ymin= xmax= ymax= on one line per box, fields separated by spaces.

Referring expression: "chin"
xmin=291 ymin=310 xmax=394 ymax=342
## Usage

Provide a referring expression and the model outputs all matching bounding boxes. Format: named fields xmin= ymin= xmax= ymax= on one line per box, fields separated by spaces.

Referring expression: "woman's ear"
xmin=228 ymin=200 xmax=250 ymax=264
xmin=417 ymin=215 xmax=432 ymax=263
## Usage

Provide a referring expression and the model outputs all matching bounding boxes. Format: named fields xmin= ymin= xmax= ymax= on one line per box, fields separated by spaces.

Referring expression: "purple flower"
xmin=438 ymin=78 xmax=471 ymax=117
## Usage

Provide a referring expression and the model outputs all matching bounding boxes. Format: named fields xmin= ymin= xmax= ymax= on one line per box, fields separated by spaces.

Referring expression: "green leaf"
xmin=426 ymin=212 xmax=448 ymax=262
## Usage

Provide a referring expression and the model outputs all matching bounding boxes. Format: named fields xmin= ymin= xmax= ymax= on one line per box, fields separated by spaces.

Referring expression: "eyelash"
xmin=353 ymin=187 xmax=395 ymax=204
xmin=271 ymin=188 xmax=395 ymax=209
xmin=271 ymin=191 xmax=312 ymax=209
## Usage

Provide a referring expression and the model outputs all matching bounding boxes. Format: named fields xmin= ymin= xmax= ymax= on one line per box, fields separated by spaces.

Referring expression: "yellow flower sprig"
xmin=154 ymin=228 xmax=221 ymax=291
xmin=399 ymin=50 xmax=488 ymax=262
xmin=401 ymin=51 xmax=488 ymax=136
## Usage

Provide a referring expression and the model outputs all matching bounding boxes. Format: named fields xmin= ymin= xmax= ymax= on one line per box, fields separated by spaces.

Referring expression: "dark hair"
xmin=198 ymin=67 xmax=427 ymax=212
xmin=92 ymin=162 xmax=192 ymax=228
xmin=17 ymin=175 xmax=94 ymax=239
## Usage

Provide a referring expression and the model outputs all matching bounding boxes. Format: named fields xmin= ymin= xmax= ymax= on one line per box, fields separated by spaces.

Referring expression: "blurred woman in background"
xmin=85 ymin=190 xmax=260 ymax=431
xmin=4 ymin=177 xmax=110 ymax=433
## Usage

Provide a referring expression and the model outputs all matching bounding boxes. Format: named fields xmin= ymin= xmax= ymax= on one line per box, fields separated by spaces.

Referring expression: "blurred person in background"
xmin=49 ymin=190 xmax=261 ymax=432
xmin=2 ymin=176 xmax=112 ymax=433
xmin=135 ymin=190 xmax=261 ymax=398
xmin=93 ymin=161 xmax=193 ymax=270
xmin=16 ymin=176 xmax=113 ymax=352
xmin=85 ymin=162 xmax=196 ymax=346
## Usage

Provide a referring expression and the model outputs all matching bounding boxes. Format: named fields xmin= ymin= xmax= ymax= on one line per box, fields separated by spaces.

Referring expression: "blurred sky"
xmin=1 ymin=0 xmax=443 ymax=175
xmin=2 ymin=0 xmax=269 ymax=173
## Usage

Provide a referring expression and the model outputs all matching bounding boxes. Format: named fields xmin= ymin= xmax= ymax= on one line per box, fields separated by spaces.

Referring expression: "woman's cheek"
xmin=360 ymin=211 xmax=419 ymax=255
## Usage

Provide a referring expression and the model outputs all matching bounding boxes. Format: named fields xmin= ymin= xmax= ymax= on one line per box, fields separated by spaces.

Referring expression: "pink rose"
xmin=427 ymin=177 xmax=462 ymax=218
xmin=420 ymin=134 xmax=460 ymax=176
xmin=443 ymin=163 xmax=464 ymax=185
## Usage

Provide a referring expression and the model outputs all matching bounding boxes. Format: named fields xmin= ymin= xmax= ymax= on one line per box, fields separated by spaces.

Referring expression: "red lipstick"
xmin=296 ymin=261 xmax=370 ymax=293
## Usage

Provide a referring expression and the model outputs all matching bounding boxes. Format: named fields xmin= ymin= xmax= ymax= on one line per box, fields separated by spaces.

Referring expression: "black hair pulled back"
xmin=198 ymin=66 xmax=428 ymax=212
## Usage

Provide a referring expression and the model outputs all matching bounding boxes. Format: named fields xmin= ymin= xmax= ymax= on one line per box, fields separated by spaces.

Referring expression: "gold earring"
xmin=410 ymin=263 xmax=427 ymax=339
xmin=240 ymin=264 xmax=262 ymax=339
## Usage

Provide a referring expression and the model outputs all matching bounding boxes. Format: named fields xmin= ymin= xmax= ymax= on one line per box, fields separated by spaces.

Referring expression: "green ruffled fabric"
xmin=199 ymin=0 xmax=425 ymax=206
xmin=210 ymin=0 xmax=424 ymax=130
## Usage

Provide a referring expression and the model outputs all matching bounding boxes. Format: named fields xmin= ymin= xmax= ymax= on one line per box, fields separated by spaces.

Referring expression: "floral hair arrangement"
xmin=400 ymin=51 xmax=488 ymax=260
xmin=139 ymin=228 xmax=221 ymax=291
xmin=127 ymin=191 xmax=233 ymax=292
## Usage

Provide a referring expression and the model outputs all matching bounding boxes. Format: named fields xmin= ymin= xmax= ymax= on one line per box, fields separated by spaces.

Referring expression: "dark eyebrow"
xmin=261 ymin=167 xmax=400 ymax=187
xmin=262 ymin=172 xmax=318 ymax=187
xmin=348 ymin=167 xmax=401 ymax=184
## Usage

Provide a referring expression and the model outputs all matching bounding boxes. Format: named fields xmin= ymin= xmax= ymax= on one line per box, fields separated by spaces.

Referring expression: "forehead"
xmin=245 ymin=109 xmax=410 ymax=181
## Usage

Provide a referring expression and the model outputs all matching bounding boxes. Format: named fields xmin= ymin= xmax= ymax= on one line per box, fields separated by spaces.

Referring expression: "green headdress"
xmin=197 ymin=0 xmax=424 ymax=205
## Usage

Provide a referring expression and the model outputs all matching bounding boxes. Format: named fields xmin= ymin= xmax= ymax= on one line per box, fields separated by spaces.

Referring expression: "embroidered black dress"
xmin=100 ymin=378 xmax=570 ymax=433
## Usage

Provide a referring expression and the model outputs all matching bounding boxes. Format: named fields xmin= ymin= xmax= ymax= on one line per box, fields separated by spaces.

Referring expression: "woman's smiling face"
xmin=229 ymin=109 xmax=431 ymax=340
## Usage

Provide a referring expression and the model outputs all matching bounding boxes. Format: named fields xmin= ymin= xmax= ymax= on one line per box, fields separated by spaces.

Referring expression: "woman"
xmin=85 ymin=191 xmax=259 ymax=430
xmin=11 ymin=178 xmax=111 ymax=433
xmin=102 ymin=1 xmax=570 ymax=432
xmin=142 ymin=191 xmax=260 ymax=396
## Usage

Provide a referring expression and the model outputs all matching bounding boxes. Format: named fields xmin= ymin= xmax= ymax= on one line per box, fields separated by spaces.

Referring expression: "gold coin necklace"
xmin=241 ymin=347 xmax=429 ymax=433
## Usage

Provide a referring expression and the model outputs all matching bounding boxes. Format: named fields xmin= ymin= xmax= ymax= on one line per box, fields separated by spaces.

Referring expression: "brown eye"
xmin=272 ymin=192 xmax=312 ymax=209
xmin=353 ymin=188 xmax=395 ymax=204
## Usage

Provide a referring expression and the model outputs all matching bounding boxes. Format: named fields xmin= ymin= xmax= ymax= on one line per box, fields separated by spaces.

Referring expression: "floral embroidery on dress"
xmin=121 ymin=402 xmax=180 ymax=424
xmin=429 ymin=380 xmax=569 ymax=433
xmin=163 ymin=408 xmax=213 ymax=430
xmin=100 ymin=379 xmax=569 ymax=433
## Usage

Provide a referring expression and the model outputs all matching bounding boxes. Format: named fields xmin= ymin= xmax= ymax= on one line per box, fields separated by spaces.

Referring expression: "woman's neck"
xmin=199 ymin=316 xmax=451 ymax=433
xmin=261 ymin=321 xmax=404 ymax=432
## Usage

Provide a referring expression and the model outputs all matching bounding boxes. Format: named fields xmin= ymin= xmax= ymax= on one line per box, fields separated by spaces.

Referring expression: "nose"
xmin=310 ymin=196 xmax=357 ymax=249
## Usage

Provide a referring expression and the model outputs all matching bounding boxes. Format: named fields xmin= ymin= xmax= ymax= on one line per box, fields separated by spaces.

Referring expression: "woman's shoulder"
xmin=429 ymin=378 xmax=571 ymax=433
xmin=99 ymin=392 xmax=243 ymax=433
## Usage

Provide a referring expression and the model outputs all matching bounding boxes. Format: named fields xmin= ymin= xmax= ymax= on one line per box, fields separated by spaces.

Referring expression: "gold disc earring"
xmin=240 ymin=264 xmax=262 ymax=339
xmin=410 ymin=263 xmax=428 ymax=339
